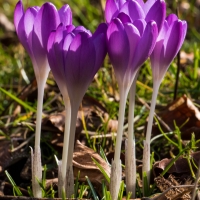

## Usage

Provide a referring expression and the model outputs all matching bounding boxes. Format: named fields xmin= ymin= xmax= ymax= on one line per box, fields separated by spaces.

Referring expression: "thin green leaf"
xmin=0 ymin=87 xmax=36 ymax=112
xmin=5 ymin=170 xmax=23 ymax=196
xmin=91 ymin=157 xmax=110 ymax=183
xmin=85 ymin=176 xmax=99 ymax=200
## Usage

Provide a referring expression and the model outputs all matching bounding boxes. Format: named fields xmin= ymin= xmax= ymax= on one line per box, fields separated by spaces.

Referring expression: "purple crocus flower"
xmin=150 ymin=14 xmax=187 ymax=83
xmin=105 ymin=0 xmax=165 ymax=32
xmin=14 ymin=1 xmax=72 ymax=197
xmin=14 ymin=0 xmax=72 ymax=83
xmin=47 ymin=23 xmax=107 ymax=107
xmin=143 ymin=14 xmax=187 ymax=192
xmin=107 ymin=16 xmax=158 ymax=93
xmin=47 ymin=23 xmax=107 ymax=197
xmin=107 ymin=14 xmax=158 ymax=199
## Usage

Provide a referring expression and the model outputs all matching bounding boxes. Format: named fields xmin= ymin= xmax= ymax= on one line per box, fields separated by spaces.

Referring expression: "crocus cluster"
xmin=105 ymin=0 xmax=187 ymax=199
xmin=14 ymin=0 xmax=187 ymax=199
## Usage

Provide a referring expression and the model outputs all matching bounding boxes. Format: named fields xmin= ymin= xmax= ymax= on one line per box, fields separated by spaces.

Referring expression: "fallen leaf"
xmin=73 ymin=140 xmax=111 ymax=195
xmin=153 ymin=151 xmax=200 ymax=176
xmin=152 ymin=95 xmax=200 ymax=140
xmin=154 ymin=175 xmax=191 ymax=200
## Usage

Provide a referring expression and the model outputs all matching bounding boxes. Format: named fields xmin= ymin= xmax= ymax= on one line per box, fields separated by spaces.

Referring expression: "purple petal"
xmin=135 ymin=0 xmax=145 ymax=8
xmin=107 ymin=18 xmax=130 ymax=83
xmin=157 ymin=20 xmax=168 ymax=40
xmin=105 ymin=0 xmax=118 ymax=23
xmin=119 ymin=1 xmax=145 ymax=23
xmin=166 ymin=14 xmax=178 ymax=26
xmin=132 ymin=21 xmax=158 ymax=71
xmin=162 ymin=20 xmax=187 ymax=68
xmin=92 ymin=23 xmax=107 ymax=71
xmin=47 ymin=31 xmax=68 ymax=97
xmin=73 ymin=26 xmax=92 ymax=35
xmin=145 ymin=0 xmax=166 ymax=33
xmin=118 ymin=0 xmax=126 ymax=8
xmin=65 ymin=32 xmax=96 ymax=102
xmin=143 ymin=0 xmax=156 ymax=14
xmin=32 ymin=2 xmax=60 ymax=70
xmin=17 ymin=7 xmax=38 ymax=57
xmin=117 ymin=12 xmax=132 ymax=24
xmin=65 ymin=25 xmax=75 ymax=33
xmin=93 ymin=23 xmax=108 ymax=38
xmin=53 ymin=24 xmax=66 ymax=72
xmin=14 ymin=0 xmax=24 ymax=34
xmin=124 ymin=23 xmax=140 ymax=69
xmin=47 ymin=31 xmax=57 ymax=71
xmin=132 ymin=19 xmax=146 ymax=35
xmin=63 ymin=32 xmax=74 ymax=59
xmin=58 ymin=5 xmax=72 ymax=26
xmin=33 ymin=2 xmax=60 ymax=50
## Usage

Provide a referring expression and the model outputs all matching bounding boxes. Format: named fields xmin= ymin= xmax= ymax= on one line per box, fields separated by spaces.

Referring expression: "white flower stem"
xmin=114 ymin=88 xmax=128 ymax=161
xmin=59 ymin=97 xmax=71 ymax=198
xmin=32 ymin=79 xmax=46 ymax=198
xmin=142 ymin=81 xmax=160 ymax=189
xmin=110 ymin=88 xmax=128 ymax=200
xmin=35 ymin=80 xmax=45 ymax=148
xmin=66 ymin=104 xmax=79 ymax=198
xmin=126 ymin=74 xmax=138 ymax=198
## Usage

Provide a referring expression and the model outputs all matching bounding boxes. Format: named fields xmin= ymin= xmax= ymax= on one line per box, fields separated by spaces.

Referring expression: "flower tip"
xmin=151 ymin=21 xmax=156 ymax=26
xmin=42 ymin=2 xmax=57 ymax=11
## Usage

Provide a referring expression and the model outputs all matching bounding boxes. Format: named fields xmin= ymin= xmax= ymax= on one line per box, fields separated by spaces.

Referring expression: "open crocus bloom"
xmin=14 ymin=0 xmax=72 ymax=82
xmin=150 ymin=14 xmax=187 ymax=83
xmin=107 ymin=16 xmax=158 ymax=91
xmin=105 ymin=0 xmax=165 ymax=32
xmin=47 ymin=23 xmax=107 ymax=106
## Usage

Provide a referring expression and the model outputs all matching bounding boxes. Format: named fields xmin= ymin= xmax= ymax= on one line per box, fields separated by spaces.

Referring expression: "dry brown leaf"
xmin=154 ymin=175 xmax=191 ymax=200
xmin=73 ymin=140 xmax=111 ymax=194
xmin=153 ymin=151 xmax=200 ymax=176
xmin=152 ymin=95 xmax=200 ymax=140
xmin=0 ymin=140 xmax=28 ymax=173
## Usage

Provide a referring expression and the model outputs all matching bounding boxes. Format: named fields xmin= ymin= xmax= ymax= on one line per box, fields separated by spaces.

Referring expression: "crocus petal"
xmin=58 ymin=5 xmax=72 ymax=26
xmin=117 ymin=12 xmax=132 ymax=24
xmin=17 ymin=8 xmax=38 ymax=56
xmin=47 ymin=31 xmax=56 ymax=69
xmin=65 ymin=32 xmax=96 ymax=102
xmin=132 ymin=19 xmax=146 ymax=35
xmin=119 ymin=1 xmax=145 ymax=22
xmin=143 ymin=0 xmax=156 ymax=14
xmin=135 ymin=0 xmax=145 ymax=8
xmin=53 ymin=24 xmax=66 ymax=72
xmin=118 ymin=0 xmax=126 ymax=8
xmin=145 ymin=0 xmax=166 ymax=33
xmin=162 ymin=20 xmax=187 ymax=68
xmin=166 ymin=14 xmax=178 ymax=26
xmin=107 ymin=18 xmax=130 ymax=84
xmin=73 ymin=26 xmax=92 ymax=35
xmin=151 ymin=19 xmax=187 ymax=82
xmin=132 ymin=20 xmax=158 ymax=71
xmin=33 ymin=2 xmax=60 ymax=50
xmin=150 ymin=20 xmax=168 ymax=80
xmin=14 ymin=0 xmax=24 ymax=34
xmin=92 ymin=23 xmax=107 ymax=71
xmin=47 ymin=31 xmax=68 ymax=98
xmin=63 ymin=33 xmax=74 ymax=59
xmin=105 ymin=0 xmax=118 ymax=23
xmin=32 ymin=2 xmax=60 ymax=75
xmin=124 ymin=23 xmax=140 ymax=67
xmin=65 ymin=25 xmax=75 ymax=33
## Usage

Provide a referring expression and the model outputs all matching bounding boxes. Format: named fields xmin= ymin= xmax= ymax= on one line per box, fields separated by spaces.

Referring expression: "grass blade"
xmin=0 ymin=87 xmax=36 ymax=112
